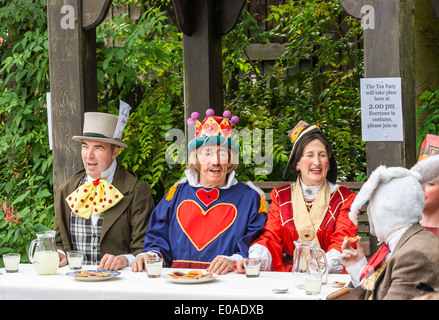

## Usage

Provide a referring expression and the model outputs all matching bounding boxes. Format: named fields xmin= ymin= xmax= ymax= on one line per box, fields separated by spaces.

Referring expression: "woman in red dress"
xmin=237 ymin=121 xmax=358 ymax=273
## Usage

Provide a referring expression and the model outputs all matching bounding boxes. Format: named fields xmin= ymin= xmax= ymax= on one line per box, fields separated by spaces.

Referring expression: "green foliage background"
xmin=0 ymin=0 xmax=369 ymax=261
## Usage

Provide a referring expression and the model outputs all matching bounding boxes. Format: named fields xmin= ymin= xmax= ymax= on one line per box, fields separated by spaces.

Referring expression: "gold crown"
xmin=187 ymin=109 xmax=239 ymax=139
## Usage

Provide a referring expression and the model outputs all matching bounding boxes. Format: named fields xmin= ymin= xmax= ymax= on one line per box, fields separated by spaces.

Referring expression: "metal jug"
xmin=292 ymin=241 xmax=328 ymax=289
xmin=28 ymin=231 xmax=59 ymax=275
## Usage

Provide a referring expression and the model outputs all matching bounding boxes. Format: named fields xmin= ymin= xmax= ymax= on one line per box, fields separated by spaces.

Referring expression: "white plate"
xmin=66 ymin=270 xmax=121 ymax=281
xmin=271 ymin=288 xmax=288 ymax=294
xmin=272 ymin=288 xmax=289 ymax=294
xmin=165 ymin=273 xmax=218 ymax=284
xmin=331 ymin=281 xmax=347 ymax=288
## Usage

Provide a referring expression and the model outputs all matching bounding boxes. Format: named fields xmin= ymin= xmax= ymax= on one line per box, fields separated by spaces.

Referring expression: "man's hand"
xmin=340 ymin=236 xmax=365 ymax=268
xmin=206 ymin=256 xmax=235 ymax=275
xmin=58 ymin=252 xmax=67 ymax=267
xmin=131 ymin=254 xmax=156 ymax=272
xmin=97 ymin=254 xmax=128 ymax=271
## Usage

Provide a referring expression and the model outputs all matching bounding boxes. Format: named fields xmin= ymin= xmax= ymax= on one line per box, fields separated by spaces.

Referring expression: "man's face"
xmin=81 ymin=140 xmax=119 ymax=179
xmin=197 ymin=145 xmax=229 ymax=188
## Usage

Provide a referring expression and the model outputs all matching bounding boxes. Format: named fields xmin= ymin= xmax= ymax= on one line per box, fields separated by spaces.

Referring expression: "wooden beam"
xmin=47 ymin=0 xmax=85 ymax=191
xmin=216 ymin=0 xmax=246 ymax=35
xmin=82 ymin=0 xmax=113 ymax=30
xmin=245 ymin=43 xmax=289 ymax=61
xmin=339 ymin=0 xmax=416 ymax=174
xmin=173 ymin=0 xmax=193 ymax=35
xmin=430 ymin=0 xmax=439 ymax=19
xmin=339 ymin=0 xmax=368 ymax=19
xmin=173 ymin=0 xmax=245 ymax=150
xmin=180 ymin=0 xmax=224 ymax=119
xmin=415 ymin=0 xmax=439 ymax=132
xmin=48 ymin=0 xmax=106 ymax=190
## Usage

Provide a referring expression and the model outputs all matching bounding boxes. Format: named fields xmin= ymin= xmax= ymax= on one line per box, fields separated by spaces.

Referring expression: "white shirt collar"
xmin=184 ymin=168 xmax=238 ymax=189
xmin=86 ymin=159 xmax=117 ymax=184
xmin=385 ymin=225 xmax=411 ymax=254
xmin=299 ymin=179 xmax=338 ymax=200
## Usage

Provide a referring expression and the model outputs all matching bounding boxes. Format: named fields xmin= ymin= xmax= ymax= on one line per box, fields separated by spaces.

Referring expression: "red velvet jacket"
xmin=252 ymin=183 xmax=357 ymax=272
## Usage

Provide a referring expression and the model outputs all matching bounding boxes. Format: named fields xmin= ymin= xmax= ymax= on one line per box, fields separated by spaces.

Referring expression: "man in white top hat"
xmin=54 ymin=112 xmax=155 ymax=271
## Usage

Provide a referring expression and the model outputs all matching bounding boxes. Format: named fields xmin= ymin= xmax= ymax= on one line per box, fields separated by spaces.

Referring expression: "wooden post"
xmin=415 ymin=0 xmax=439 ymax=133
xmin=339 ymin=0 xmax=417 ymax=256
xmin=172 ymin=0 xmax=245 ymax=140
xmin=47 ymin=0 xmax=112 ymax=191
xmin=431 ymin=0 xmax=439 ymax=18
xmin=339 ymin=0 xmax=416 ymax=174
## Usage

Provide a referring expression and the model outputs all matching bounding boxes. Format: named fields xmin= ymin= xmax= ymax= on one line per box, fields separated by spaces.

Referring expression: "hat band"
xmin=83 ymin=132 xmax=113 ymax=139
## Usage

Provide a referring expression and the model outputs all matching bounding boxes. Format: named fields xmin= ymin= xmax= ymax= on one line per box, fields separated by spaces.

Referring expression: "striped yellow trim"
xmin=166 ymin=183 xmax=179 ymax=201
xmin=172 ymin=260 xmax=211 ymax=265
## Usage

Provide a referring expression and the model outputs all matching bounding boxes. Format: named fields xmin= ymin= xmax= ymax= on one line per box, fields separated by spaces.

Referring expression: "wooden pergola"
xmin=47 ymin=0 xmax=439 ymax=190
xmin=47 ymin=0 xmax=244 ymax=190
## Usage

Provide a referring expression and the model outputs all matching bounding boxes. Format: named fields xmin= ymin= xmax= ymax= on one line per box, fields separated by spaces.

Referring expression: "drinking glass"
xmin=3 ymin=253 xmax=20 ymax=273
xmin=243 ymin=257 xmax=261 ymax=278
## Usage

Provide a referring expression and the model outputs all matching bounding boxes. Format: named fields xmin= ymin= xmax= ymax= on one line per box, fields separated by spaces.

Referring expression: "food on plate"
xmin=73 ymin=270 xmax=111 ymax=278
xmin=167 ymin=270 xmax=213 ymax=280
xmin=332 ymin=281 xmax=346 ymax=286
xmin=168 ymin=271 xmax=186 ymax=278
xmin=347 ymin=235 xmax=359 ymax=243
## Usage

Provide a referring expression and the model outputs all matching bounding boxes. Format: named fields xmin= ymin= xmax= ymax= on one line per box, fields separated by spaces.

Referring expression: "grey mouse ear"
xmin=410 ymin=155 xmax=439 ymax=185
xmin=348 ymin=165 xmax=388 ymax=225
xmin=348 ymin=165 xmax=419 ymax=225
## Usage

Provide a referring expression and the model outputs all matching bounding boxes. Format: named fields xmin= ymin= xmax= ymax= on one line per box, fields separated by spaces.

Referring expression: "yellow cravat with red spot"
xmin=65 ymin=179 xmax=124 ymax=219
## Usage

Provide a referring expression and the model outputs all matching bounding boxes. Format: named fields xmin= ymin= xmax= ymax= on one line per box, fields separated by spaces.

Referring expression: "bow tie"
xmin=65 ymin=179 xmax=124 ymax=219
xmin=360 ymin=243 xmax=390 ymax=281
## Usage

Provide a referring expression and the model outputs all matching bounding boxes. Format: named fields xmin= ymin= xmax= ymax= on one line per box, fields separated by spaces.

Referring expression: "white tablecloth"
xmin=0 ymin=264 xmax=350 ymax=300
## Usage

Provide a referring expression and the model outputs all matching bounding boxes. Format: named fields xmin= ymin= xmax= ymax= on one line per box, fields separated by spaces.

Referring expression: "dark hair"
xmin=289 ymin=132 xmax=335 ymax=179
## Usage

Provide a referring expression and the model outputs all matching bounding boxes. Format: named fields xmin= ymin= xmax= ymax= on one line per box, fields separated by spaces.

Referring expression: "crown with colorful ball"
xmin=187 ymin=108 xmax=239 ymax=152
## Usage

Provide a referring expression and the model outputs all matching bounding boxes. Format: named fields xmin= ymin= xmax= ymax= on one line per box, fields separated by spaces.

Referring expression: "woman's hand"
xmin=234 ymin=259 xmax=245 ymax=274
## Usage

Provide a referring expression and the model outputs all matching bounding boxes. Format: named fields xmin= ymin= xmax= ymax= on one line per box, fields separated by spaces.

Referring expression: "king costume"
xmin=143 ymin=169 xmax=267 ymax=269
xmin=142 ymin=109 xmax=267 ymax=268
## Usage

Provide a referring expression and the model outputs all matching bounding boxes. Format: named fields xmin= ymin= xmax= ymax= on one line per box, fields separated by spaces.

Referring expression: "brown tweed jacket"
xmin=329 ymin=223 xmax=439 ymax=300
xmin=54 ymin=162 xmax=155 ymax=258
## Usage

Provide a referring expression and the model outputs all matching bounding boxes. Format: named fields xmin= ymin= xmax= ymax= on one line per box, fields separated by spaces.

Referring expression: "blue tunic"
xmin=143 ymin=181 xmax=267 ymax=268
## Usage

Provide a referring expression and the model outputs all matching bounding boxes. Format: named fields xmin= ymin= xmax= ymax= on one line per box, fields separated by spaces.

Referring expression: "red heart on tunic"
xmin=196 ymin=188 xmax=219 ymax=207
xmin=177 ymin=201 xmax=237 ymax=251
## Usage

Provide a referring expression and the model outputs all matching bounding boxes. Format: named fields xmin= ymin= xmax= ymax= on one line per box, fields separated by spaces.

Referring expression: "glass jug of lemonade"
xmin=28 ymin=231 xmax=59 ymax=275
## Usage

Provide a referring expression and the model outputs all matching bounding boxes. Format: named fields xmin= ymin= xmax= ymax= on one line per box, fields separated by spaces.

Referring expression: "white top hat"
xmin=72 ymin=112 xmax=128 ymax=148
